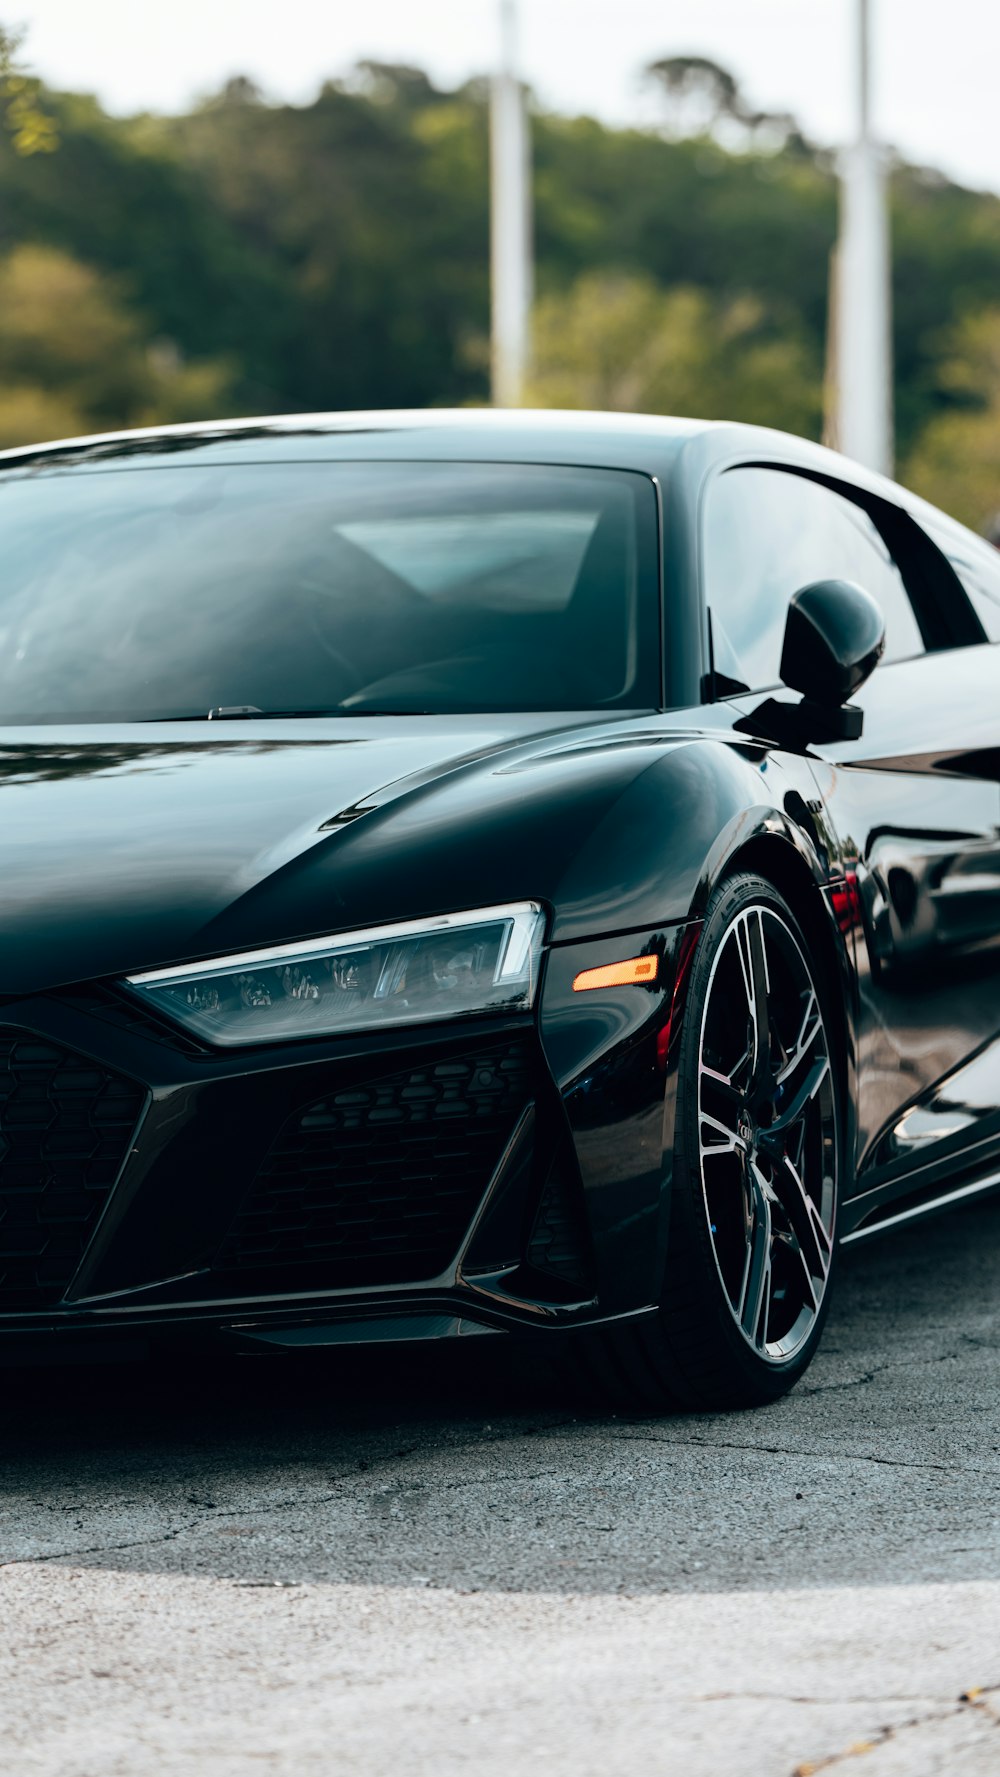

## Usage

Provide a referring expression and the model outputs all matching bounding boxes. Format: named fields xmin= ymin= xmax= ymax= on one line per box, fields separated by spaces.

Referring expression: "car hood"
xmin=0 ymin=715 xmax=697 ymax=997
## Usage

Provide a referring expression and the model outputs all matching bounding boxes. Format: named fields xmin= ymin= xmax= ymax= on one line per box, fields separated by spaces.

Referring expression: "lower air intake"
xmin=214 ymin=1039 xmax=534 ymax=1290
xmin=0 ymin=1029 xmax=145 ymax=1313
xmin=525 ymin=1154 xmax=593 ymax=1290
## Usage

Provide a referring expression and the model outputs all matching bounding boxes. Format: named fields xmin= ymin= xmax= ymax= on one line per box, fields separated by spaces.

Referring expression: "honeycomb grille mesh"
xmin=215 ymin=1039 xmax=533 ymax=1288
xmin=0 ymin=1029 xmax=145 ymax=1312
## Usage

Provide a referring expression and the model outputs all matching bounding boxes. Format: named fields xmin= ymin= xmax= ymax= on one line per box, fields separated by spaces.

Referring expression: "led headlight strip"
xmin=124 ymin=902 xmax=546 ymax=1048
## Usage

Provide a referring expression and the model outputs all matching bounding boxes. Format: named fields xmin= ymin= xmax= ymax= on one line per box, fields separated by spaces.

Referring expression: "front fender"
xmin=549 ymin=735 xmax=837 ymax=942
xmin=537 ymin=736 xmax=853 ymax=1316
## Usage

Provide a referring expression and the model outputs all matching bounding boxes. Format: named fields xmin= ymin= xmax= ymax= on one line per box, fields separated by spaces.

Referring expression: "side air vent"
xmin=525 ymin=1150 xmax=594 ymax=1292
xmin=0 ymin=1029 xmax=145 ymax=1312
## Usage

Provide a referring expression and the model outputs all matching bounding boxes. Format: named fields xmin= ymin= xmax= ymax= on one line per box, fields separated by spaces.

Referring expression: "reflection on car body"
xmin=1 ymin=408 xmax=1000 ymax=1409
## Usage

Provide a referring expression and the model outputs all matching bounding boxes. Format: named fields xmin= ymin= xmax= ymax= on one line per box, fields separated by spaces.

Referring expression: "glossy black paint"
xmin=780 ymin=578 xmax=886 ymax=703
xmin=1 ymin=408 xmax=998 ymax=1355
xmin=805 ymin=642 xmax=1000 ymax=1231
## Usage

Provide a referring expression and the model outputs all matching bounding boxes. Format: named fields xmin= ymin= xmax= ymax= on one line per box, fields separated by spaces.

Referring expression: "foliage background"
xmin=2 ymin=50 xmax=1000 ymax=528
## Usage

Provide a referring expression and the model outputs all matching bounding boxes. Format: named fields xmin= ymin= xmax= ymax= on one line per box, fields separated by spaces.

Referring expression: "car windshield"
xmin=0 ymin=459 xmax=661 ymax=721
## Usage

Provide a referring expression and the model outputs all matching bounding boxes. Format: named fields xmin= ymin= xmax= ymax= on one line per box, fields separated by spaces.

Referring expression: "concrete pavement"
xmin=2 ymin=1195 xmax=999 ymax=1774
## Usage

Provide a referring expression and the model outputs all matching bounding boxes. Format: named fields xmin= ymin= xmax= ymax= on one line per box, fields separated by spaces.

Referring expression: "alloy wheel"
xmin=697 ymin=903 xmax=837 ymax=1363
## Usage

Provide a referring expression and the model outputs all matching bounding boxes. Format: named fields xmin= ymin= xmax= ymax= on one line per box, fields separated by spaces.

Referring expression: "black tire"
xmin=569 ymin=871 xmax=842 ymax=1411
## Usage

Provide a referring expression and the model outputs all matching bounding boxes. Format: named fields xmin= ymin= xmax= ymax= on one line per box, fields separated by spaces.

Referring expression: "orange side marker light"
xmin=572 ymin=955 xmax=659 ymax=992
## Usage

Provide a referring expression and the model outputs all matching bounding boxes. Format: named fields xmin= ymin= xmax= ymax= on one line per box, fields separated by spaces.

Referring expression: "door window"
xmin=703 ymin=465 xmax=924 ymax=693
xmin=922 ymin=519 xmax=1000 ymax=644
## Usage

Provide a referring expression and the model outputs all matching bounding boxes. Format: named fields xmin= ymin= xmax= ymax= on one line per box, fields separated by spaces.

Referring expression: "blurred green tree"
xmin=644 ymin=55 xmax=808 ymax=153
xmin=0 ymin=49 xmax=996 ymax=527
xmin=0 ymin=23 xmax=58 ymax=154
xmin=903 ymin=307 xmax=1000 ymax=531
xmin=148 ymin=66 xmax=490 ymax=412
xmin=0 ymin=243 xmax=238 ymax=447
xmin=526 ymin=273 xmax=822 ymax=437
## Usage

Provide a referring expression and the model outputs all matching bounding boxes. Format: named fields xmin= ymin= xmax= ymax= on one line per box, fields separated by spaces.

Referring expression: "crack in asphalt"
xmin=0 ymin=1472 xmax=546 ymax=1572
xmin=699 ymin=1691 xmax=932 ymax=1706
xmin=0 ymin=1479 xmax=367 ymax=1569
xmin=789 ymin=1685 xmax=1000 ymax=1774
xmin=3 ymin=1423 xmax=978 ymax=1573
xmin=613 ymin=1433 xmax=954 ymax=1473
xmin=1 ymin=1446 xmax=558 ymax=1572
xmin=793 ymin=1346 xmax=979 ymax=1395
xmin=798 ymin=1371 xmax=883 ymax=1395
xmin=0 ymin=1519 xmax=203 ymax=1571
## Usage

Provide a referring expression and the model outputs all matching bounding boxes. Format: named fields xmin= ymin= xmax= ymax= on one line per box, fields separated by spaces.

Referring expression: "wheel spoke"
xmin=699 ymin=1060 xmax=745 ymax=1158
xmin=776 ymin=1228 xmax=819 ymax=1313
xmin=767 ymin=1056 xmax=830 ymax=1141
xmin=735 ymin=910 xmax=772 ymax=1092
xmin=738 ymin=1161 xmax=772 ymax=1348
xmin=772 ymin=1151 xmax=833 ymax=1283
xmin=701 ymin=1062 xmax=743 ymax=1109
xmin=776 ymin=988 xmax=821 ymax=1086
xmin=700 ymin=1110 xmax=742 ymax=1156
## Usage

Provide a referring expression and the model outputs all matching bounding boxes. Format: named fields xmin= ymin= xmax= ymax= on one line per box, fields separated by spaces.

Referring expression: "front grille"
xmin=0 ymin=1029 xmax=145 ymax=1312
xmin=214 ymin=1039 xmax=533 ymax=1289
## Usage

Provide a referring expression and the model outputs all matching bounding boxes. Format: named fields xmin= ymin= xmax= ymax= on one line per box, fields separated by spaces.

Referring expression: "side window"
xmin=703 ymin=466 xmax=924 ymax=693
xmin=923 ymin=519 xmax=1000 ymax=644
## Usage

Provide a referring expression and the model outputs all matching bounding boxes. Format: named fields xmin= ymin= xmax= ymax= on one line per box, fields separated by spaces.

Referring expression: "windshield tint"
xmin=0 ymin=460 xmax=660 ymax=721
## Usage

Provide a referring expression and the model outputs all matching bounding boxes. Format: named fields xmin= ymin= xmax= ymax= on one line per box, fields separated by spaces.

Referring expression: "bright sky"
xmin=14 ymin=0 xmax=1000 ymax=194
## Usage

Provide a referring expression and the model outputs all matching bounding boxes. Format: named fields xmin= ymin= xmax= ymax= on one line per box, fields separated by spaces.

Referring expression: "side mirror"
xmin=739 ymin=579 xmax=886 ymax=747
xmin=781 ymin=579 xmax=886 ymax=713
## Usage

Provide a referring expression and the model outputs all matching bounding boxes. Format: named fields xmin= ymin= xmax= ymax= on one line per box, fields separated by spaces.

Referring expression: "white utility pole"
xmin=833 ymin=0 xmax=893 ymax=475
xmin=490 ymin=0 xmax=532 ymax=407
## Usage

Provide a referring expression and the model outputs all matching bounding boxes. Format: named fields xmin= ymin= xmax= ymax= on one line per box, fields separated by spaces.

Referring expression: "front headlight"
xmin=123 ymin=903 xmax=545 ymax=1048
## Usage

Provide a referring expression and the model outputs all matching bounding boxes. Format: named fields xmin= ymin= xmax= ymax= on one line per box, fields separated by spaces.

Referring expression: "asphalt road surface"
xmin=3 ymin=1197 xmax=1000 ymax=1777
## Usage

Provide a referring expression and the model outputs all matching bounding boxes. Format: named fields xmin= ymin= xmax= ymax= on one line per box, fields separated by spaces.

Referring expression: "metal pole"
xmin=490 ymin=0 xmax=532 ymax=407
xmin=858 ymin=0 xmax=872 ymax=137
xmin=833 ymin=0 xmax=893 ymax=475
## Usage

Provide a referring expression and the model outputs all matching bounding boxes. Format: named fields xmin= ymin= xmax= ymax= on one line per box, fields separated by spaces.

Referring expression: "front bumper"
xmin=0 ymin=924 xmax=690 ymax=1354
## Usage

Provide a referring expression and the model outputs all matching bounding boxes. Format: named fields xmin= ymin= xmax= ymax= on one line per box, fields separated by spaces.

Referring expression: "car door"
xmin=702 ymin=461 xmax=1000 ymax=1213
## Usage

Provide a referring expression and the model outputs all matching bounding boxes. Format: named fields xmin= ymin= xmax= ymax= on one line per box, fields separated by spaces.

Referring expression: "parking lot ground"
xmin=2 ymin=1196 xmax=999 ymax=1776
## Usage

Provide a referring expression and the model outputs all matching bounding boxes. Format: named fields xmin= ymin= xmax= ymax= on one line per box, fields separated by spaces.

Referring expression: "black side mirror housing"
xmin=781 ymin=578 xmax=886 ymax=705
xmin=739 ymin=579 xmax=886 ymax=747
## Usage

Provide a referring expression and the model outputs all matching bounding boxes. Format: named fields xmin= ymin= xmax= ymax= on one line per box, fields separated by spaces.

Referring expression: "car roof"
xmin=0 ymin=409 xmax=985 ymax=557
xmin=0 ymin=408 xmax=710 ymax=475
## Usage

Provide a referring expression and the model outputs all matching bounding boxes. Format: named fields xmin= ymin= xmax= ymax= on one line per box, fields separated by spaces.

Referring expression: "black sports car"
xmin=2 ymin=409 xmax=999 ymax=1408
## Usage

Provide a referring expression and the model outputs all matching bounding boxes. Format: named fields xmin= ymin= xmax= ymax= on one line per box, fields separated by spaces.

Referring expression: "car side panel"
xmin=804 ymin=644 xmax=1000 ymax=1203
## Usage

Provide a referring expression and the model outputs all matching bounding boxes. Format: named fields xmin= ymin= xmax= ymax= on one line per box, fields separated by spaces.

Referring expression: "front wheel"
xmin=573 ymin=871 xmax=841 ymax=1410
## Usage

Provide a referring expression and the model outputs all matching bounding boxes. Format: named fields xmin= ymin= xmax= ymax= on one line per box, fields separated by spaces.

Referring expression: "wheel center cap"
xmin=737 ymin=1112 xmax=755 ymax=1150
